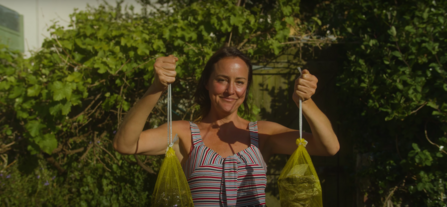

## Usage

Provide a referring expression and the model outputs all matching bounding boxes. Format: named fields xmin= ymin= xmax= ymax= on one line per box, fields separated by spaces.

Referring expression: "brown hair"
xmin=194 ymin=47 xmax=253 ymax=120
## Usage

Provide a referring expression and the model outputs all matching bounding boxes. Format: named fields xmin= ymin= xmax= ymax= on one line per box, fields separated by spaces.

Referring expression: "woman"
xmin=113 ymin=47 xmax=339 ymax=206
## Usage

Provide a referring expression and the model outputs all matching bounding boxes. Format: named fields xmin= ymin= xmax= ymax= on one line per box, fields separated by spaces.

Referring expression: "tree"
xmin=315 ymin=0 xmax=447 ymax=205
xmin=1 ymin=0 xmax=328 ymax=205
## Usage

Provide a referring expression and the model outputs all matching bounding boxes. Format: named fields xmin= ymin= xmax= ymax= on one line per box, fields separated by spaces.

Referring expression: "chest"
xmin=201 ymin=128 xmax=251 ymax=158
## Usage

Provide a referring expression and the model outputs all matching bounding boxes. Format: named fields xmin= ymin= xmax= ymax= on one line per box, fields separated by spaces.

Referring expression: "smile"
xmin=221 ymin=97 xmax=237 ymax=102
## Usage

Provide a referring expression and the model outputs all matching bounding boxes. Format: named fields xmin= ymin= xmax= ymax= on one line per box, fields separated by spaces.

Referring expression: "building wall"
xmin=0 ymin=4 xmax=24 ymax=52
xmin=0 ymin=0 xmax=143 ymax=57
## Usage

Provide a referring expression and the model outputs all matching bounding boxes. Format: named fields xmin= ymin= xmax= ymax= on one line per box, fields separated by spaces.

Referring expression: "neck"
xmin=201 ymin=109 xmax=242 ymax=126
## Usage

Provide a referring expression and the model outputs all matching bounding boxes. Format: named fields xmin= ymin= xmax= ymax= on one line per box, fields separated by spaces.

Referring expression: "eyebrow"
xmin=215 ymin=75 xmax=247 ymax=80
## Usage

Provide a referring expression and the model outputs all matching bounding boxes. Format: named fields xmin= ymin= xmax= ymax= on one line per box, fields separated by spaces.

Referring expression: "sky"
xmin=0 ymin=0 xmax=144 ymax=57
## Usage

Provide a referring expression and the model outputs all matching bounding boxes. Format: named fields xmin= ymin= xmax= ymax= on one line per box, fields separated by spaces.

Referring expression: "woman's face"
xmin=206 ymin=57 xmax=249 ymax=116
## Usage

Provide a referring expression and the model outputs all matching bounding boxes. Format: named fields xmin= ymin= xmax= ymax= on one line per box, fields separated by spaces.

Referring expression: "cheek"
xmin=235 ymin=86 xmax=247 ymax=98
xmin=210 ymin=82 xmax=226 ymax=94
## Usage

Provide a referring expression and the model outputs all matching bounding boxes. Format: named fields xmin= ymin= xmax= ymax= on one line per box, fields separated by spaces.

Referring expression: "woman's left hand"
xmin=292 ymin=69 xmax=318 ymax=103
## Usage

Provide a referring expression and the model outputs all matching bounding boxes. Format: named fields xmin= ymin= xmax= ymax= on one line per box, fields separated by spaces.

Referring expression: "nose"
xmin=225 ymin=81 xmax=235 ymax=95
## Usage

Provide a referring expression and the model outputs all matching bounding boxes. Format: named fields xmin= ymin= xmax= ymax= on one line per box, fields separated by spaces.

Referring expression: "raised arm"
xmin=113 ymin=55 xmax=178 ymax=155
xmin=260 ymin=69 xmax=339 ymax=157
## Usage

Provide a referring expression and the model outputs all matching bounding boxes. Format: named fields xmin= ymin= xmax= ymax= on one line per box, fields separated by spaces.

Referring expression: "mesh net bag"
xmin=151 ymin=146 xmax=194 ymax=207
xmin=151 ymin=84 xmax=194 ymax=207
xmin=278 ymin=138 xmax=322 ymax=207
xmin=278 ymin=67 xmax=322 ymax=207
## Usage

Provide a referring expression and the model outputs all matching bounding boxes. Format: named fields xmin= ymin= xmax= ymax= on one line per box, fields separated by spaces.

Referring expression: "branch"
xmin=395 ymin=41 xmax=411 ymax=69
xmin=237 ymin=31 xmax=263 ymax=50
xmin=86 ymin=100 xmax=103 ymax=118
xmin=71 ymin=93 xmax=102 ymax=120
xmin=382 ymin=186 xmax=398 ymax=207
xmin=0 ymin=141 xmax=15 ymax=154
xmin=97 ymin=145 xmax=119 ymax=164
xmin=54 ymin=37 xmax=81 ymax=67
xmin=128 ymin=57 xmax=156 ymax=74
xmin=79 ymin=144 xmax=93 ymax=161
xmin=134 ymin=154 xmax=155 ymax=174
xmin=66 ymin=147 xmax=85 ymax=155
xmin=410 ymin=102 xmax=427 ymax=114
xmin=115 ymin=59 xmax=131 ymax=75
xmin=1 ymin=160 xmax=17 ymax=172
xmin=185 ymin=42 xmax=199 ymax=53
xmin=226 ymin=0 xmax=242 ymax=47
xmin=88 ymin=80 xmax=106 ymax=88
xmin=96 ymin=154 xmax=111 ymax=171
xmin=46 ymin=157 xmax=66 ymax=174
xmin=382 ymin=177 xmax=406 ymax=207
xmin=53 ymin=44 xmax=77 ymax=68
xmin=425 ymin=122 xmax=447 ymax=155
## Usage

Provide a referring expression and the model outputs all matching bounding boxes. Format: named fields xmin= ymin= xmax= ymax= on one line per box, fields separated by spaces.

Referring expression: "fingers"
xmin=155 ymin=55 xmax=178 ymax=69
xmin=293 ymin=69 xmax=318 ymax=101
xmin=153 ymin=55 xmax=179 ymax=88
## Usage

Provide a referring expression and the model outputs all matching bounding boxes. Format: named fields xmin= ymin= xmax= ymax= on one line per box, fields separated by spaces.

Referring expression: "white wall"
xmin=0 ymin=0 xmax=143 ymax=57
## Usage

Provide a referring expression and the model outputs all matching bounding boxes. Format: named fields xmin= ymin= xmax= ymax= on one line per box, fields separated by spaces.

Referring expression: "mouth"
xmin=221 ymin=97 xmax=237 ymax=102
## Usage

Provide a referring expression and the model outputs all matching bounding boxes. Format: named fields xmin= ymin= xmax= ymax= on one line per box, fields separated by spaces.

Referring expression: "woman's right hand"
xmin=153 ymin=55 xmax=178 ymax=90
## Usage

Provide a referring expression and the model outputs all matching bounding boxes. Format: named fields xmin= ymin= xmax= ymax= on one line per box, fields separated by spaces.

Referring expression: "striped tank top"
xmin=182 ymin=121 xmax=267 ymax=207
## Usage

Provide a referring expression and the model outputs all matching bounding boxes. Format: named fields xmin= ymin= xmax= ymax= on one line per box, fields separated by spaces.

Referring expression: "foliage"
xmin=316 ymin=0 xmax=447 ymax=205
xmin=0 ymin=0 xmax=323 ymax=205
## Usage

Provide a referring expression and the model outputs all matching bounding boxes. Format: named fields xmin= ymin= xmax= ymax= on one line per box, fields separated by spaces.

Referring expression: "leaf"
xmin=427 ymin=100 xmax=438 ymax=109
xmin=51 ymin=81 xmax=65 ymax=101
xmin=61 ymin=101 xmax=72 ymax=115
xmin=8 ymin=86 xmax=25 ymax=99
xmin=16 ymin=110 xmax=29 ymax=118
xmin=285 ymin=16 xmax=294 ymax=25
xmin=27 ymin=85 xmax=41 ymax=97
xmin=422 ymin=8 xmax=428 ymax=19
xmin=35 ymin=133 xmax=58 ymax=154
xmin=25 ymin=120 xmax=46 ymax=137
xmin=60 ymin=40 xmax=73 ymax=50
xmin=404 ymin=25 xmax=416 ymax=33
xmin=311 ymin=17 xmax=322 ymax=26
xmin=137 ymin=45 xmax=149 ymax=56
xmin=49 ymin=103 xmax=63 ymax=115
xmin=388 ymin=26 xmax=397 ymax=37
xmin=412 ymin=143 xmax=420 ymax=151
xmin=391 ymin=51 xmax=402 ymax=58
xmin=282 ymin=5 xmax=292 ymax=15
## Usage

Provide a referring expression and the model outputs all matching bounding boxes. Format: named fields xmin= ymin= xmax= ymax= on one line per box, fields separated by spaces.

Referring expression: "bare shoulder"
xmin=172 ymin=120 xmax=191 ymax=129
xmin=172 ymin=120 xmax=191 ymax=137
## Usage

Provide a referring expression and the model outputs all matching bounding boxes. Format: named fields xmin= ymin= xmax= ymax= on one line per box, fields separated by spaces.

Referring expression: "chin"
xmin=214 ymin=103 xmax=239 ymax=115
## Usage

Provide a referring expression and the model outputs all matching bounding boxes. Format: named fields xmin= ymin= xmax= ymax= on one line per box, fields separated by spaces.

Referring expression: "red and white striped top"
xmin=182 ymin=121 xmax=267 ymax=207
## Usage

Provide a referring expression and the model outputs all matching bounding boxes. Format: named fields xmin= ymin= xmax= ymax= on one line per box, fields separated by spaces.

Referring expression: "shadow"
xmin=17 ymin=153 xmax=39 ymax=175
xmin=198 ymin=121 xmax=253 ymax=157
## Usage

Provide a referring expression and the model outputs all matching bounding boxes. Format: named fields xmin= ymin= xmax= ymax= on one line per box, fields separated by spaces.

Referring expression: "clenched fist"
xmin=292 ymin=69 xmax=318 ymax=103
xmin=153 ymin=55 xmax=178 ymax=90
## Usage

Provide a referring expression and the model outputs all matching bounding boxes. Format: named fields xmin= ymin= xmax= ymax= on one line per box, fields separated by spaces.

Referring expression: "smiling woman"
xmin=113 ymin=46 xmax=339 ymax=207
xmin=195 ymin=47 xmax=253 ymax=119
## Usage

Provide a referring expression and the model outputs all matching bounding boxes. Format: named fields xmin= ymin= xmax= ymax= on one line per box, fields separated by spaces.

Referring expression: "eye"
xmin=236 ymin=81 xmax=245 ymax=85
xmin=217 ymin=78 xmax=227 ymax=82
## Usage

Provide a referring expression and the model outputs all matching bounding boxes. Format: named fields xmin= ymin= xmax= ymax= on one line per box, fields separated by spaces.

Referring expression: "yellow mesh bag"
xmin=278 ymin=67 xmax=322 ymax=206
xmin=151 ymin=146 xmax=194 ymax=207
xmin=151 ymin=84 xmax=194 ymax=207
xmin=278 ymin=138 xmax=323 ymax=207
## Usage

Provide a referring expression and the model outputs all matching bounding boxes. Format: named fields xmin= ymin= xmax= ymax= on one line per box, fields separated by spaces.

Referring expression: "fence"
xmin=251 ymin=46 xmax=356 ymax=206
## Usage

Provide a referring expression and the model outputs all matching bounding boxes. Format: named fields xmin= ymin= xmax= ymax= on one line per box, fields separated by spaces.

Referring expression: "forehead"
xmin=213 ymin=57 xmax=249 ymax=77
